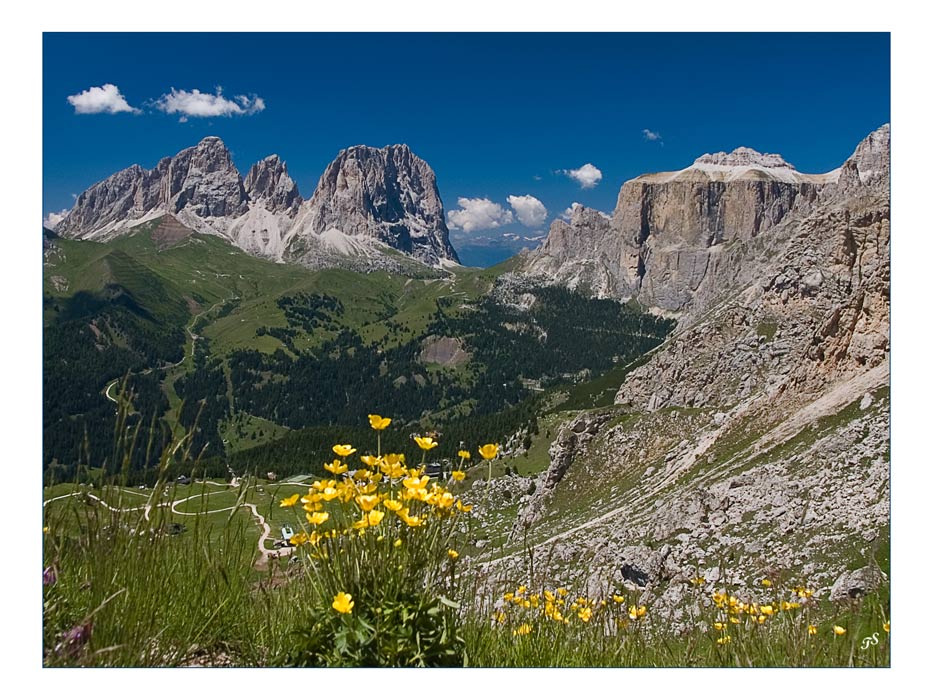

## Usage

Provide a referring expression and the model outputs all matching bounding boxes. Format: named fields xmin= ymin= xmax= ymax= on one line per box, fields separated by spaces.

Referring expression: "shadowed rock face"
xmin=288 ymin=144 xmax=459 ymax=266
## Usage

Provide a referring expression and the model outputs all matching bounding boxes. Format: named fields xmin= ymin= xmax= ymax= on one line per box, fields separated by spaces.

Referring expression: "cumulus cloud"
xmin=67 ymin=84 xmax=140 ymax=114
xmin=507 ymin=194 xmax=548 ymax=228
xmin=153 ymin=87 xmax=266 ymax=119
xmin=43 ymin=209 xmax=70 ymax=230
xmin=563 ymin=163 xmax=602 ymax=189
xmin=643 ymin=128 xmax=664 ymax=145
xmin=447 ymin=197 xmax=513 ymax=233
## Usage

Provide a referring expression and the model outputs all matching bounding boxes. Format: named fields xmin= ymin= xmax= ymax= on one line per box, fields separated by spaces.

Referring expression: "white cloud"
xmin=447 ymin=197 xmax=513 ymax=233
xmin=563 ymin=163 xmax=602 ymax=189
xmin=507 ymin=194 xmax=548 ymax=227
xmin=43 ymin=209 xmax=70 ymax=230
xmin=643 ymin=128 xmax=664 ymax=145
xmin=560 ymin=202 xmax=582 ymax=221
xmin=153 ymin=87 xmax=266 ymax=119
xmin=67 ymin=84 xmax=139 ymax=114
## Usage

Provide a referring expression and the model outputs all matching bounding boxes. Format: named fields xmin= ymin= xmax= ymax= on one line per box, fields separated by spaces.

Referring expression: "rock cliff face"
xmin=521 ymin=143 xmax=843 ymax=314
xmin=55 ymin=139 xmax=459 ymax=270
xmin=287 ymin=144 xmax=459 ymax=267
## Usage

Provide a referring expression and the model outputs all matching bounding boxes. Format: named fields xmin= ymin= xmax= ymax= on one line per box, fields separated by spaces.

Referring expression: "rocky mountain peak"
xmin=693 ymin=147 xmax=796 ymax=171
xmin=835 ymin=124 xmax=890 ymax=194
xmin=288 ymin=143 xmax=459 ymax=266
xmin=244 ymin=154 xmax=301 ymax=214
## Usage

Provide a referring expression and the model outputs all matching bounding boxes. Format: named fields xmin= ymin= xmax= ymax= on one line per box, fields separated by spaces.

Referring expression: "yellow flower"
xmin=517 ymin=585 xmax=527 ymax=594
xmin=332 ymin=444 xmax=357 ymax=457
xmin=400 ymin=511 xmax=423 ymax=527
xmin=414 ymin=435 xmax=438 ymax=451
xmin=383 ymin=499 xmax=403 ymax=512
xmin=503 ymin=592 xmax=514 ymax=602
xmin=368 ymin=414 xmax=392 ymax=430
xmin=712 ymin=591 xmax=727 ymax=607
xmin=761 ymin=578 xmax=773 ymax=588
xmin=478 ymin=443 xmax=499 ymax=460
xmin=714 ymin=622 xmax=727 ymax=631
xmin=356 ymin=494 xmax=380 ymax=511
xmin=760 ymin=605 xmax=775 ymax=616
xmin=393 ymin=538 xmax=402 ymax=548
xmin=458 ymin=450 xmax=471 ymax=459
xmin=808 ymin=624 xmax=818 ymax=636
xmin=403 ymin=474 xmax=430 ymax=490
xmin=279 ymin=493 xmax=300 ymax=507
xmin=628 ymin=605 xmax=647 ymax=621
xmin=455 ymin=500 xmax=473 ymax=513
xmin=730 ymin=617 xmax=741 ymax=625
xmin=307 ymin=511 xmax=330 ymax=526
xmin=360 ymin=455 xmax=380 ymax=467
xmin=332 ymin=592 xmax=354 ymax=614
xmin=883 ymin=621 xmax=890 ymax=633
xmin=557 ymin=588 xmax=568 ymax=597
xmin=451 ymin=470 xmax=466 ymax=481
xmin=833 ymin=625 xmax=846 ymax=636
xmin=612 ymin=594 xmax=625 ymax=604
xmin=448 ymin=549 xmax=459 ymax=560
xmin=435 ymin=491 xmax=456 ymax=509
xmin=513 ymin=623 xmax=533 ymax=636
xmin=43 ymin=526 xmax=50 ymax=534
xmin=366 ymin=510 xmax=385 ymax=527
xmin=324 ymin=459 xmax=347 ymax=475
xmin=578 ymin=607 xmax=593 ymax=623
xmin=289 ymin=532 xmax=309 ymax=546
xmin=757 ymin=615 xmax=767 ymax=624
xmin=321 ymin=486 xmax=339 ymax=501
xmin=717 ymin=636 xmax=731 ymax=645
xmin=690 ymin=576 xmax=706 ymax=586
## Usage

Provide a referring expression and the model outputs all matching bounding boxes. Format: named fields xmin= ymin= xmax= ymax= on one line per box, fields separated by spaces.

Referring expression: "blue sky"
xmin=43 ymin=33 xmax=890 ymax=262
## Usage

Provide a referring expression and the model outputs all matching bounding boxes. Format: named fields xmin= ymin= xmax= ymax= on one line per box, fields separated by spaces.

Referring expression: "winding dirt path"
xmin=104 ymin=296 xmax=238 ymax=405
xmin=43 ymin=480 xmax=290 ymax=561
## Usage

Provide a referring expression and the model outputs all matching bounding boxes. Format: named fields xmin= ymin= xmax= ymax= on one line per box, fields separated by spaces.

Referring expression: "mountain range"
xmin=54 ymin=138 xmax=459 ymax=270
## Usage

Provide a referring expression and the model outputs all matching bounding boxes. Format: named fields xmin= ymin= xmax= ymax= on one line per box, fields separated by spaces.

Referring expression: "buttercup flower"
xmin=451 ymin=470 xmax=466 ymax=481
xmin=761 ymin=578 xmax=773 ymax=588
xmin=324 ymin=459 xmax=348 ymax=475
xmin=833 ymin=625 xmax=846 ymax=636
xmin=414 ymin=435 xmax=438 ymax=451
xmin=332 ymin=444 xmax=357 ymax=457
xmin=478 ymin=443 xmax=499 ymax=460
xmin=307 ymin=511 xmax=330 ymax=526
xmin=808 ymin=624 xmax=818 ymax=636
xmin=513 ymin=623 xmax=532 ymax=636
xmin=458 ymin=450 xmax=471 ymax=459
xmin=332 ymin=592 xmax=354 ymax=614
xmin=279 ymin=493 xmax=300 ymax=507
xmin=448 ymin=549 xmax=459 ymax=559
xmin=368 ymin=414 xmax=392 ymax=430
